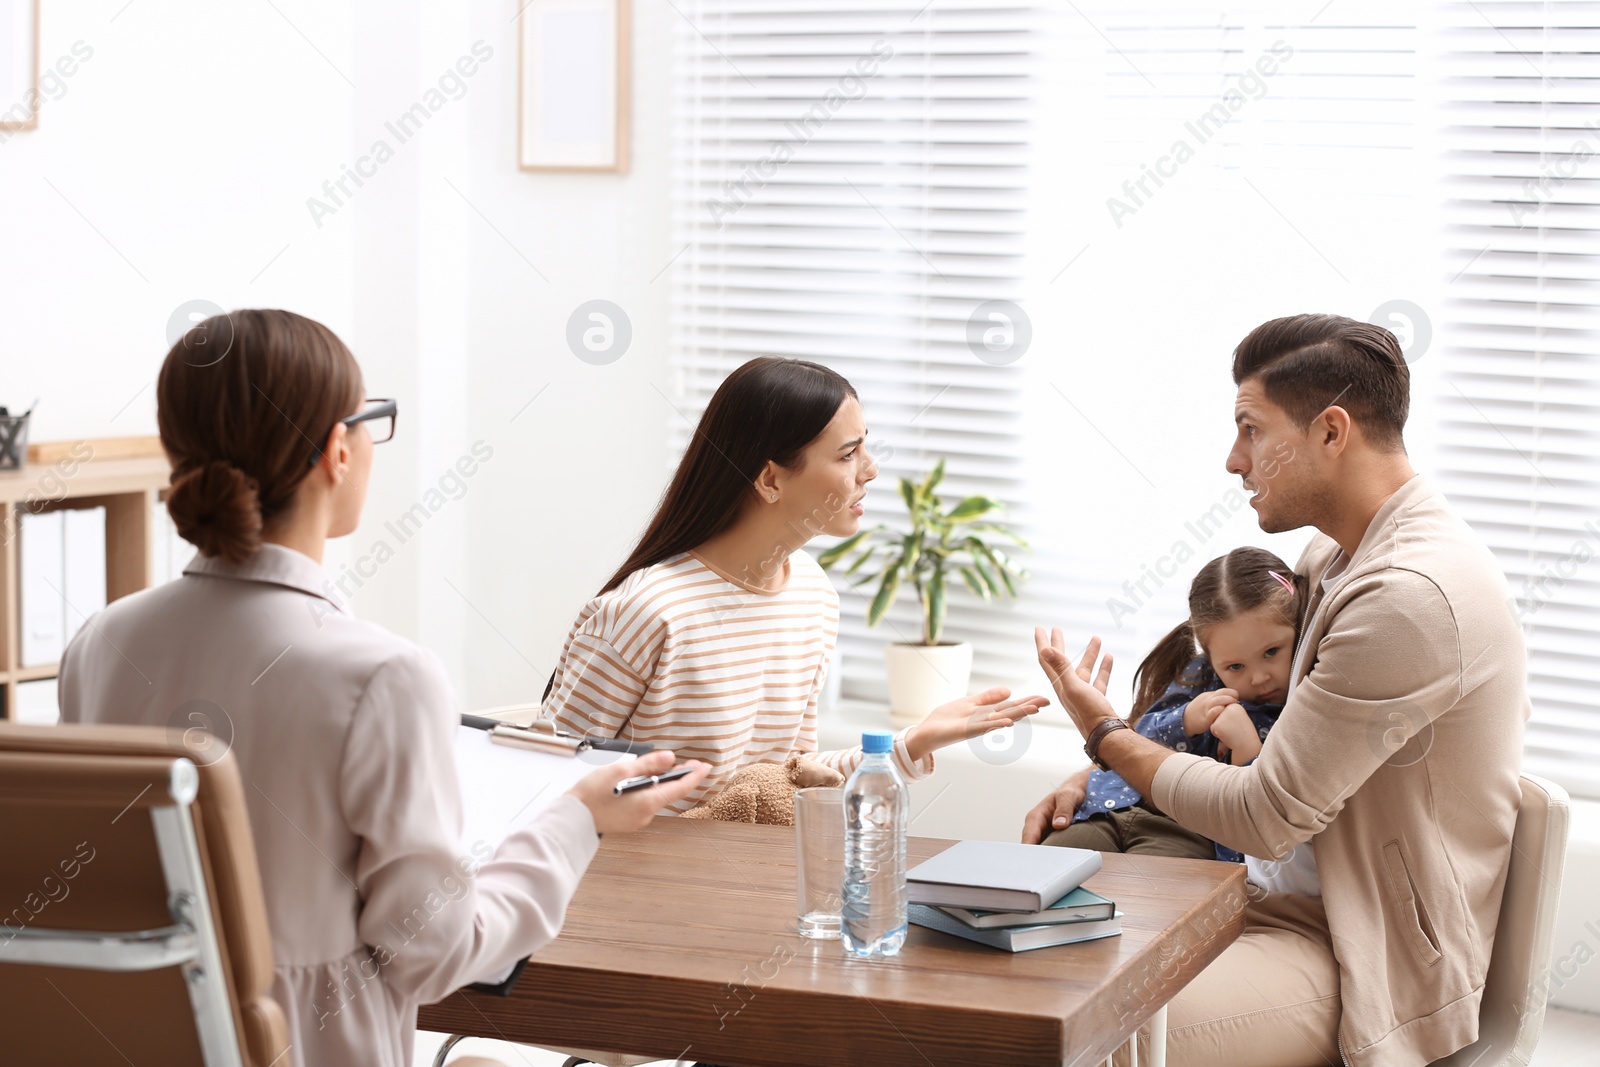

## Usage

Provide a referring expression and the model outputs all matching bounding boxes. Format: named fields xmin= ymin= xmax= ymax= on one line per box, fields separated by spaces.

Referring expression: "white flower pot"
xmin=884 ymin=641 xmax=974 ymax=728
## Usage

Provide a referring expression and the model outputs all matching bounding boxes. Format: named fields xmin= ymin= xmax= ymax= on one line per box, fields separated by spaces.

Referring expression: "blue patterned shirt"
xmin=1071 ymin=656 xmax=1283 ymax=863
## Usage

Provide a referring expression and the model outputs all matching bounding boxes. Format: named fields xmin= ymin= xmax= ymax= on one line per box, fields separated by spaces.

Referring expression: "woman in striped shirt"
xmin=541 ymin=356 xmax=1048 ymax=812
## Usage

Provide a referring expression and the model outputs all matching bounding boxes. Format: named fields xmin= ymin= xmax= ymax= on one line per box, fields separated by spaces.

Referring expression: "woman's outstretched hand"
xmin=1034 ymin=626 xmax=1120 ymax=739
xmin=903 ymin=686 xmax=1051 ymax=764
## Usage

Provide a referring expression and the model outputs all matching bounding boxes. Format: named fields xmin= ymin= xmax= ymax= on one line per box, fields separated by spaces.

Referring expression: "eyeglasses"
xmin=344 ymin=397 xmax=397 ymax=444
xmin=309 ymin=398 xmax=398 ymax=466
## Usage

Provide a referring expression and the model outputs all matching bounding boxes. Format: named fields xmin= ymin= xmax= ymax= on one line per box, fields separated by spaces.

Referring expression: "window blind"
xmin=669 ymin=0 xmax=1042 ymax=701
xmin=1434 ymin=0 xmax=1600 ymax=799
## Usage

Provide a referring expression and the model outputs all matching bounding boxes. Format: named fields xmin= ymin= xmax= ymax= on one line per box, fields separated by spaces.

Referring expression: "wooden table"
xmin=420 ymin=819 xmax=1247 ymax=1067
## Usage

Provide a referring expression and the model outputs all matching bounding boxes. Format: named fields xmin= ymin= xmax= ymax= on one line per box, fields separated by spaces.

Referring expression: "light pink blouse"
xmin=60 ymin=544 xmax=599 ymax=1067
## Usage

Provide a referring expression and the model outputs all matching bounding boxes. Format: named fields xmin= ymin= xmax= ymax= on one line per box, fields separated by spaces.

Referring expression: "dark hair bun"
xmin=166 ymin=460 xmax=263 ymax=564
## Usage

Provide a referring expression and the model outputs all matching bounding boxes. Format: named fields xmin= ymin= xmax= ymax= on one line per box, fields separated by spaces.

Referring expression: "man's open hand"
xmin=1034 ymin=627 xmax=1118 ymax=738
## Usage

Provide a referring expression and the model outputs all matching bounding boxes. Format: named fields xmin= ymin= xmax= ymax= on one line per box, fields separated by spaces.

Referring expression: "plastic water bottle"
xmin=841 ymin=729 xmax=908 ymax=958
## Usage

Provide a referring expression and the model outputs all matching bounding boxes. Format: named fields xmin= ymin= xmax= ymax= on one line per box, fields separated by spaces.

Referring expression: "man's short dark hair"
xmin=1232 ymin=313 xmax=1410 ymax=452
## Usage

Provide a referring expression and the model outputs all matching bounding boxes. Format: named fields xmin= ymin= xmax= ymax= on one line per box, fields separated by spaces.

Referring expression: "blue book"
xmin=910 ymin=904 xmax=1123 ymax=952
xmin=938 ymin=886 xmax=1116 ymax=930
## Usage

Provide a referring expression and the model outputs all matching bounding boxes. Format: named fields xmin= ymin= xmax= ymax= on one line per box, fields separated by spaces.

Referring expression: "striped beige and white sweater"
xmin=541 ymin=548 xmax=931 ymax=812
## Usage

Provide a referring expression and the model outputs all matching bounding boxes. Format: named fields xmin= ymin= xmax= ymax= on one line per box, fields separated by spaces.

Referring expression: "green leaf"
xmin=867 ymin=560 xmax=902 ymax=627
xmin=816 ymin=528 xmax=871 ymax=569
xmin=968 ymin=522 xmax=1028 ymax=547
xmin=925 ymin=567 xmax=946 ymax=644
xmin=899 ymin=477 xmax=918 ymax=515
xmin=970 ymin=554 xmax=1000 ymax=597
xmin=903 ymin=528 xmax=924 ymax=572
xmin=995 ymin=564 xmax=1019 ymax=598
xmin=922 ymin=458 xmax=946 ymax=498
xmin=947 ymin=495 xmax=1001 ymax=523
xmin=970 ymin=538 xmax=1019 ymax=598
xmin=843 ymin=544 xmax=877 ymax=577
xmin=958 ymin=566 xmax=991 ymax=601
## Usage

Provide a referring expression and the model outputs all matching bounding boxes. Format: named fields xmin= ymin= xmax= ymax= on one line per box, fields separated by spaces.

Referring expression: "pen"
xmin=612 ymin=766 xmax=694 ymax=796
xmin=459 ymin=715 xmax=655 ymax=756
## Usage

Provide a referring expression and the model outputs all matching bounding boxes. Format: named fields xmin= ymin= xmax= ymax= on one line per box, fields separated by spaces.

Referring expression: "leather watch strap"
xmin=1084 ymin=716 xmax=1131 ymax=771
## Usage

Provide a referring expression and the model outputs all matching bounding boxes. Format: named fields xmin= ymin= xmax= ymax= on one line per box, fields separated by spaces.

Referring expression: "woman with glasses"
xmin=58 ymin=308 xmax=708 ymax=1067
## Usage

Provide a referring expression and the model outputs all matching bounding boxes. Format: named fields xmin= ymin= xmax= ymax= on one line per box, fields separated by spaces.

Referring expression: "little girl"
xmin=539 ymin=356 xmax=1049 ymax=812
xmin=1043 ymin=546 xmax=1306 ymax=861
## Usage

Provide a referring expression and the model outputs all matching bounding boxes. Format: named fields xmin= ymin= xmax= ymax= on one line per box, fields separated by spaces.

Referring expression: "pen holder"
xmin=0 ymin=411 xmax=29 ymax=470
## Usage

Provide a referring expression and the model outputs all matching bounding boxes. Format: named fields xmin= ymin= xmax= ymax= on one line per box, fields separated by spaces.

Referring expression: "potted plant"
xmin=816 ymin=459 xmax=1028 ymax=726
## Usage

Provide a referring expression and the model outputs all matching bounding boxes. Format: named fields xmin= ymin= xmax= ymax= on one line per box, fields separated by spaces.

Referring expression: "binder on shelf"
xmin=19 ymin=506 xmax=107 ymax=668
xmin=20 ymin=510 xmax=65 ymax=667
xmin=14 ymin=678 xmax=60 ymax=726
xmin=63 ymin=505 xmax=107 ymax=638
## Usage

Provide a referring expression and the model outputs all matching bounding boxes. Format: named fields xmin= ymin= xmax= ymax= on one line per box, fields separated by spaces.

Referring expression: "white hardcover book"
xmin=20 ymin=510 xmax=66 ymax=667
xmin=63 ymin=506 xmax=107 ymax=641
xmin=907 ymin=840 xmax=1104 ymax=913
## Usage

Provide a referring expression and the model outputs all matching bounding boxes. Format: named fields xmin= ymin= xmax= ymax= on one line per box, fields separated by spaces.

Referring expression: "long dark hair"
xmin=542 ymin=356 xmax=857 ymax=701
xmin=1129 ymin=546 xmax=1308 ymax=724
xmin=599 ymin=356 xmax=856 ymax=594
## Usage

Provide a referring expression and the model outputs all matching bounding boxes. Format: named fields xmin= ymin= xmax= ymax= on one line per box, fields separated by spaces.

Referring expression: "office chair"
xmin=0 ymin=722 xmax=291 ymax=1067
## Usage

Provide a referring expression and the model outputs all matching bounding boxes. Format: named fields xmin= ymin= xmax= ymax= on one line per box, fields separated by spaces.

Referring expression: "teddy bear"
xmin=679 ymin=753 xmax=845 ymax=825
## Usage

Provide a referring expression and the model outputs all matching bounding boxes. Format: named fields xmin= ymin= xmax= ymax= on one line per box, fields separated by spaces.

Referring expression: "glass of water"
xmin=795 ymin=786 xmax=845 ymax=939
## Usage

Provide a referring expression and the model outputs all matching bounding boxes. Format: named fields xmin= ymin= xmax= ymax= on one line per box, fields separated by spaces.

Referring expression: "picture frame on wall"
xmin=1 ymin=0 xmax=39 ymax=131
xmin=517 ymin=0 xmax=630 ymax=172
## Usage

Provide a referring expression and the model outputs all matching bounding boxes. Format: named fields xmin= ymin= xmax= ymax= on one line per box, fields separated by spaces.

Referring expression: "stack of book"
xmin=906 ymin=841 xmax=1121 ymax=952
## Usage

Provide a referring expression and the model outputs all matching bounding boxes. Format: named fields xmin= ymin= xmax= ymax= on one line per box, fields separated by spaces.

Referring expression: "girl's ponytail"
xmin=1291 ymin=571 xmax=1312 ymax=632
xmin=1130 ymin=619 xmax=1201 ymax=726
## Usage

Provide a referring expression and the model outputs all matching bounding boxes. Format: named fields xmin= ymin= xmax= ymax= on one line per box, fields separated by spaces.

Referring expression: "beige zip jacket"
xmin=1152 ymin=474 xmax=1528 ymax=1066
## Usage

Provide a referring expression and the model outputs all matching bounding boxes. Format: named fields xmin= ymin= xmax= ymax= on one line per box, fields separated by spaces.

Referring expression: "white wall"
xmin=451 ymin=0 xmax=676 ymax=710
xmin=4 ymin=0 xmax=674 ymax=711
xmin=1 ymin=0 xmax=355 ymax=443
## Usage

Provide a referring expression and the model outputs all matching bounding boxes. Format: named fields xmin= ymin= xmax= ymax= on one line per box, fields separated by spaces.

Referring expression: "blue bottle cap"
xmin=861 ymin=729 xmax=894 ymax=754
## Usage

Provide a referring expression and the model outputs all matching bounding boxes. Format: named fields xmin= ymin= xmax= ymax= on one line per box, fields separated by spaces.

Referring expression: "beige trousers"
xmin=1113 ymin=890 xmax=1342 ymax=1067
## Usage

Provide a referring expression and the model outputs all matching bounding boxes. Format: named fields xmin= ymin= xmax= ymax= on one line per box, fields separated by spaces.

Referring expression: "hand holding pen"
xmin=565 ymin=750 xmax=712 ymax=834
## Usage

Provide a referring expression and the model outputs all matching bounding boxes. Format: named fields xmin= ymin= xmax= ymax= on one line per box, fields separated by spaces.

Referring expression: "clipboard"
xmin=460 ymin=712 xmax=655 ymax=757
xmin=454 ymin=714 xmax=648 ymax=996
xmin=466 ymin=956 xmax=530 ymax=997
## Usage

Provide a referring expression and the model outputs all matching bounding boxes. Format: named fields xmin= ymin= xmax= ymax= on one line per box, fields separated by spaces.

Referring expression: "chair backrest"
xmin=1434 ymin=773 xmax=1571 ymax=1067
xmin=0 ymin=722 xmax=291 ymax=1067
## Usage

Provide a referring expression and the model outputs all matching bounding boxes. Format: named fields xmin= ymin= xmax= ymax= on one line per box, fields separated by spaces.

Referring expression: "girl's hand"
xmin=1183 ymin=689 xmax=1240 ymax=736
xmin=903 ymin=686 xmax=1050 ymax=764
xmin=1034 ymin=627 xmax=1118 ymax=739
xmin=565 ymin=750 xmax=712 ymax=834
xmin=1208 ymin=703 xmax=1262 ymax=766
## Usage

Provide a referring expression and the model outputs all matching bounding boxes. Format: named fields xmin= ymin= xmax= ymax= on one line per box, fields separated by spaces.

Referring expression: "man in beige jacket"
xmin=1026 ymin=313 xmax=1528 ymax=1067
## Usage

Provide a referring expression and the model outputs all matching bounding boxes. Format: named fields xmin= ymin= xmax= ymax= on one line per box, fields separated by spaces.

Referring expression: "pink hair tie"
xmin=1269 ymin=570 xmax=1295 ymax=593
